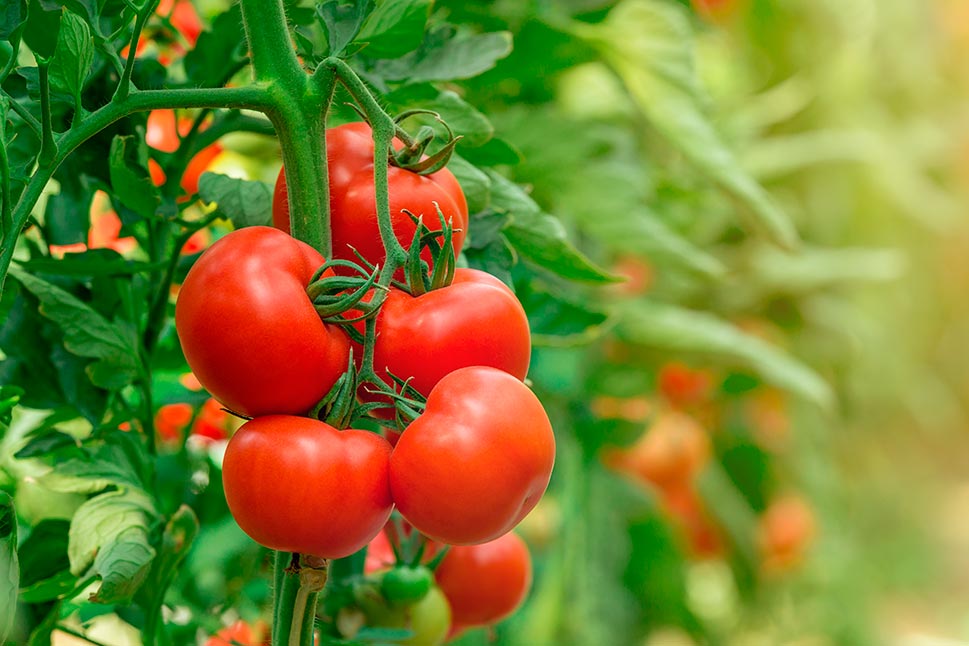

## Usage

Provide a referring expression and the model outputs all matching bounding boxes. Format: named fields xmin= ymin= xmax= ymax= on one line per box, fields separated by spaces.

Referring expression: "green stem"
xmin=273 ymin=553 xmax=301 ymax=646
xmin=239 ymin=0 xmax=304 ymax=88
xmin=0 ymin=85 xmax=272 ymax=297
xmin=114 ymin=0 xmax=160 ymax=102
xmin=0 ymin=111 xmax=10 ymax=239
xmin=0 ymin=89 xmax=42 ymax=138
xmin=37 ymin=59 xmax=57 ymax=165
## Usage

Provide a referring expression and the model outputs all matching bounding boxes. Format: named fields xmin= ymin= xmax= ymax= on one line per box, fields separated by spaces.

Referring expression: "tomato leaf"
xmin=448 ymin=154 xmax=490 ymax=213
xmin=47 ymin=8 xmax=92 ymax=113
xmin=0 ymin=386 xmax=21 ymax=426
xmin=20 ymin=249 xmax=164 ymax=278
xmin=21 ymin=3 xmax=60 ymax=59
xmin=518 ymin=282 xmax=610 ymax=346
xmin=0 ymin=0 xmax=27 ymax=40
xmin=16 ymin=519 xmax=73 ymax=604
xmin=183 ymin=5 xmax=245 ymax=88
xmin=68 ymin=488 xmax=157 ymax=604
xmin=486 ymin=171 xmax=618 ymax=284
xmin=317 ymin=0 xmax=375 ymax=57
xmin=38 ymin=444 xmax=146 ymax=494
xmin=8 ymin=266 xmax=142 ymax=390
xmin=197 ymin=172 xmax=273 ymax=228
xmin=375 ymin=27 xmax=512 ymax=83
xmin=573 ymin=0 xmax=798 ymax=249
xmin=355 ymin=0 xmax=431 ymax=58
xmin=108 ymin=134 xmax=159 ymax=220
xmin=619 ymin=301 xmax=834 ymax=409
xmin=0 ymin=492 xmax=17 ymax=644
xmin=462 ymin=210 xmax=515 ymax=287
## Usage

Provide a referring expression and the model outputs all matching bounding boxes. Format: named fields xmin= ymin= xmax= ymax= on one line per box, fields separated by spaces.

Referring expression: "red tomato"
xmin=190 ymin=397 xmax=230 ymax=442
xmin=206 ymin=620 xmax=257 ymax=646
xmin=175 ymin=226 xmax=351 ymax=417
xmin=657 ymin=362 xmax=713 ymax=409
xmin=222 ymin=415 xmax=393 ymax=558
xmin=272 ymin=122 xmax=468 ymax=274
xmin=758 ymin=494 xmax=815 ymax=573
xmin=146 ymin=109 xmax=223 ymax=197
xmin=158 ymin=0 xmax=202 ymax=47
xmin=369 ymin=268 xmax=530 ymax=398
xmin=602 ymin=411 xmax=710 ymax=491
xmin=435 ymin=532 xmax=532 ymax=628
xmin=390 ymin=367 xmax=555 ymax=545
xmin=49 ymin=192 xmax=137 ymax=257
xmin=155 ymin=402 xmax=193 ymax=443
xmin=661 ymin=483 xmax=723 ymax=559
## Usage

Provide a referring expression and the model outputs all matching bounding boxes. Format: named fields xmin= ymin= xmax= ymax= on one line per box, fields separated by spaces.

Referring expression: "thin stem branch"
xmin=37 ymin=59 xmax=57 ymax=165
xmin=0 ymin=85 xmax=273 ymax=297
xmin=1 ymin=91 xmax=42 ymax=138
xmin=114 ymin=0 xmax=161 ymax=102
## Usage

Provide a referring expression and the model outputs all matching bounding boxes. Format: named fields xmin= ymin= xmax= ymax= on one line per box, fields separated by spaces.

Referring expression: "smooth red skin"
xmin=390 ymin=367 xmax=555 ymax=545
xmin=175 ymin=226 xmax=350 ymax=417
xmin=272 ymin=122 xmax=468 ymax=272
xmin=435 ymin=532 xmax=532 ymax=628
xmin=222 ymin=416 xmax=393 ymax=559
xmin=371 ymin=269 xmax=530 ymax=398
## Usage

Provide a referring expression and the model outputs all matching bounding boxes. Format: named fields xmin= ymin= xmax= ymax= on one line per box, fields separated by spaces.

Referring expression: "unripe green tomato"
xmin=380 ymin=565 xmax=433 ymax=605
xmin=361 ymin=585 xmax=451 ymax=646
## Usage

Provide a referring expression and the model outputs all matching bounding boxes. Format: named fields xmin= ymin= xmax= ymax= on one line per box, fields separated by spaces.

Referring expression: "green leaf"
xmin=518 ymin=282 xmax=610 ymax=346
xmin=573 ymin=0 xmax=798 ymax=248
xmin=425 ymin=90 xmax=493 ymax=148
xmin=0 ymin=492 xmax=17 ymax=644
xmin=487 ymin=171 xmax=617 ymax=284
xmin=39 ymin=443 xmax=145 ymax=493
xmin=22 ymin=3 xmax=60 ymax=59
xmin=619 ymin=301 xmax=834 ymax=409
xmin=448 ymin=154 xmax=490 ymax=213
xmin=317 ymin=0 xmax=374 ymax=57
xmin=47 ymin=8 xmax=92 ymax=111
xmin=462 ymin=210 xmax=514 ymax=287
xmin=377 ymin=28 xmax=512 ymax=83
xmin=0 ymin=0 xmax=27 ymax=40
xmin=9 ymin=266 xmax=142 ymax=390
xmin=109 ymin=134 xmax=160 ymax=219
xmin=16 ymin=519 xmax=73 ymax=602
xmin=20 ymin=249 xmax=164 ymax=278
xmin=135 ymin=506 xmax=198 ymax=612
xmin=355 ymin=0 xmax=430 ymax=58
xmin=458 ymin=136 xmax=522 ymax=167
xmin=0 ymin=386 xmax=22 ymax=426
xmin=183 ymin=5 xmax=245 ymax=88
xmin=68 ymin=488 xmax=157 ymax=604
xmin=197 ymin=172 xmax=273 ymax=228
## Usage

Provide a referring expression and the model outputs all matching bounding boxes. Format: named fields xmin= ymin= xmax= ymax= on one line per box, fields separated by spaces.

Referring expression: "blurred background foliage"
xmin=5 ymin=0 xmax=969 ymax=643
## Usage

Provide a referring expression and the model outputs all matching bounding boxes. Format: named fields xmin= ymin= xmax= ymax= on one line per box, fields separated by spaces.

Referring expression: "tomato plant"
xmin=175 ymin=226 xmax=351 ymax=417
xmin=222 ymin=415 xmax=393 ymax=558
xmin=273 ymin=122 xmax=468 ymax=274
xmin=435 ymin=532 xmax=532 ymax=629
xmin=390 ymin=367 xmax=556 ymax=545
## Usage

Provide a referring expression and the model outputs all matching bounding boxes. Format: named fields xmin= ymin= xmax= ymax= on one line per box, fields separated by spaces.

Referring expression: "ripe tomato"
xmin=222 ymin=415 xmax=393 ymax=558
xmin=657 ymin=362 xmax=713 ymax=409
xmin=435 ymin=532 xmax=532 ymax=628
xmin=661 ymin=483 xmax=723 ymax=559
xmin=175 ymin=226 xmax=350 ymax=417
xmin=146 ymin=109 xmax=223 ymax=196
xmin=48 ymin=191 xmax=137 ymax=257
xmin=390 ymin=367 xmax=555 ymax=545
xmin=190 ymin=397 xmax=232 ymax=442
xmin=155 ymin=402 xmax=193 ymax=443
xmin=758 ymin=494 xmax=815 ymax=573
xmin=272 ymin=122 xmax=468 ymax=273
xmin=602 ymin=410 xmax=710 ymax=491
xmin=369 ymin=268 xmax=530 ymax=398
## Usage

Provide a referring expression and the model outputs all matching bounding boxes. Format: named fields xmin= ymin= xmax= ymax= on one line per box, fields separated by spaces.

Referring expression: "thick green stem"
xmin=0 ymin=85 xmax=271 ymax=296
xmin=273 ymin=552 xmax=302 ymax=646
xmin=239 ymin=0 xmax=304 ymax=87
xmin=273 ymin=553 xmax=326 ymax=646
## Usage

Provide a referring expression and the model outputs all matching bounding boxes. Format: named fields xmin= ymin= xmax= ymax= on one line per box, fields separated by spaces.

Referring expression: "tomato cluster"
xmin=174 ymin=123 xmax=554 ymax=638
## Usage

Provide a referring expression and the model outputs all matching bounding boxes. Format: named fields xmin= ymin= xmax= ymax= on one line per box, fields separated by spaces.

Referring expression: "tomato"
xmin=758 ymin=494 xmax=815 ymax=573
xmin=657 ymin=362 xmax=713 ymax=409
xmin=381 ymin=565 xmax=433 ymax=605
xmin=175 ymin=226 xmax=351 ymax=417
xmin=146 ymin=109 xmax=223 ymax=196
xmin=205 ymin=620 xmax=258 ymax=646
xmin=661 ymin=483 xmax=723 ymax=559
xmin=48 ymin=191 xmax=137 ymax=257
xmin=190 ymin=397 xmax=232 ymax=442
xmin=602 ymin=410 xmax=710 ymax=491
xmin=272 ymin=122 xmax=468 ymax=273
xmin=691 ymin=0 xmax=741 ymax=21
xmin=390 ymin=367 xmax=555 ymax=545
xmin=222 ymin=415 xmax=393 ymax=558
xmin=155 ymin=402 xmax=193 ymax=443
xmin=360 ymin=585 xmax=451 ymax=646
xmin=367 ymin=268 xmax=530 ymax=400
xmin=158 ymin=0 xmax=202 ymax=47
xmin=435 ymin=531 xmax=531 ymax=628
